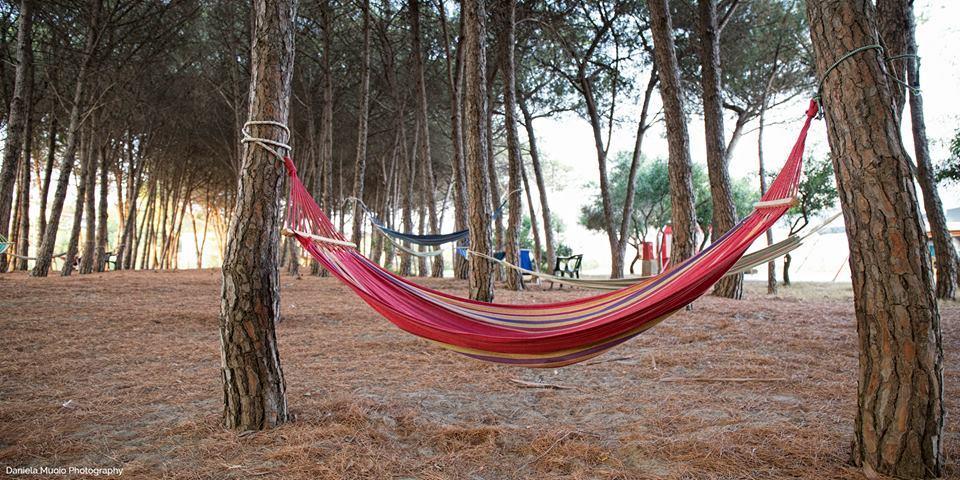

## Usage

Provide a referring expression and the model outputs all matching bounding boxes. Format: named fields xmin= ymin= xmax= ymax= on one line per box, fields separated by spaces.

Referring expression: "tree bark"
xmin=648 ymin=0 xmax=697 ymax=266
xmin=62 ymin=134 xmax=92 ymax=277
xmin=0 ymin=0 xmax=33 ymax=272
xmin=463 ymin=0 xmax=494 ymax=301
xmin=903 ymin=2 xmax=957 ymax=299
xmin=806 ymin=1 xmax=944 ymax=477
xmin=520 ymin=158 xmax=542 ymax=269
xmin=32 ymin=0 xmax=100 ymax=277
xmin=439 ymin=1 xmax=469 ymax=279
xmin=496 ymin=0 xmax=523 ymax=290
xmin=400 ymin=111 xmax=416 ymax=276
xmin=617 ymin=68 xmax=658 ymax=282
xmin=876 ymin=0 xmax=908 ymax=117
xmin=95 ymin=144 xmax=109 ymax=271
xmin=80 ymin=128 xmax=99 ymax=274
xmin=36 ymin=116 xmax=57 ymax=250
xmin=12 ymin=45 xmax=34 ymax=272
xmin=758 ymin=41 xmax=782 ymax=295
xmin=698 ymin=0 xmax=741 ymax=298
xmin=219 ymin=0 xmax=297 ymax=431
xmin=518 ymin=95 xmax=554 ymax=270
xmin=411 ymin=0 xmax=443 ymax=277
xmin=350 ymin=0 xmax=370 ymax=247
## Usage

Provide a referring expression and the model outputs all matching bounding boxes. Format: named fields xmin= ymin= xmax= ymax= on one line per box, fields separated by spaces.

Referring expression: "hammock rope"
xmin=255 ymin=100 xmax=818 ymax=367
xmin=815 ymin=44 xmax=918 ymax=117
xmin=473 ymin=211 xmax=841 ymax=291
xmin=347 ymin=189 xmax=519 ymax=248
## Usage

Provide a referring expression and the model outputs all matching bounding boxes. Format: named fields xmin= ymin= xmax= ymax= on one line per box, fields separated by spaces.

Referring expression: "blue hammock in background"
xmin=373 ymin=222 xmax=469 ymax=247
xmin=352 ymin=193 xmax=514 ymax=248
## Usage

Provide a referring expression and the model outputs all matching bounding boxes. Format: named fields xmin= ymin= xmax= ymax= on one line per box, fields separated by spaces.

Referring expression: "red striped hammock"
xmin=282 ymin=100 xmax=820 ymax=368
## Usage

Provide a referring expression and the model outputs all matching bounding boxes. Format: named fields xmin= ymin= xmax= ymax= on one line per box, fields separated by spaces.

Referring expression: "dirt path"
xmin=0 ymin=270 xmax=956 ymax=479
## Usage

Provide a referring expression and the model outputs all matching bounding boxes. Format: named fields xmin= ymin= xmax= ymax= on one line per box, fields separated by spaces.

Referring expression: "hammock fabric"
xmin=282 ymin=101 xmax=819 ymax=368
xmin=356 ymin=196 xmax=509 ymax=247
xmin=371 ymin=222 xmax=469 ymax=247
xmin=480 ymin=212 xmax=842 ymax=291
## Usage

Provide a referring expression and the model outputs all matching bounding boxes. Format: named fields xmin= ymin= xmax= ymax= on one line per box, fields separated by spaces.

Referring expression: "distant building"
xmin=926 ymin=207 xmax=960 ymax=259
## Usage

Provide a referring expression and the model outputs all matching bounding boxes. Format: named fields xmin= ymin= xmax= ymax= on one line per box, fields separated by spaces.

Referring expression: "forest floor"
xmin=1 ymin=269 xmax=958 ymax=479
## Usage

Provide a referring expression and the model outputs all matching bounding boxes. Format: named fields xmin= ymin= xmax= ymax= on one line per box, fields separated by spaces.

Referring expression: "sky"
xmin=525 ymin=0 xmax=960 ymax=278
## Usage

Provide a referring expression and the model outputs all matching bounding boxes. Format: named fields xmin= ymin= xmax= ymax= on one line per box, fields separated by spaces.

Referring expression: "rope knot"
xmin=805 ymin=100 xmax=819 ymax=118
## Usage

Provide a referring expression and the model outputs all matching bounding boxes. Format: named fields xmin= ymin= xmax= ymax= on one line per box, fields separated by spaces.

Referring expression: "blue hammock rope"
xmin=351 ymin=192 xmax=515 ymax=247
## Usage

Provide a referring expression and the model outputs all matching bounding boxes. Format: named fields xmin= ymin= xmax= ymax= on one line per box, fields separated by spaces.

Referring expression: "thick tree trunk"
xmin=350 ymin=0 xmax=370 ymax=247
xmin=518 ymin=95 xmax=554 ymax=271
xmin=32 ymin=0 xmax=100 ymax=277
xmin=463 ymin=0 xmax=494 ymax=301
xmin=903 ymin=3 xmax=957 ymax=299
xmin=648 ymin=0 xmax=697 ymax=265
xmin=0 ymin=0 xmax=33 ymax=272
xmin=806 ymin=1 xmax=944 ymax=477
xmin=497 ymin=0 xmax=523 ymax=290
xmin=698 ymin=0 xmax=741 ymax=299
xmin=219 ymin=0 xmax=297 ymax=431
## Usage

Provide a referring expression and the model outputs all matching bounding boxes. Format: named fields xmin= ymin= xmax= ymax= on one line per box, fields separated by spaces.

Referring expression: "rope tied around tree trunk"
xmin=814 ymin=45 xmax=920 ymax=119
xmin=241 ymin=120 xmax=296 ymax=176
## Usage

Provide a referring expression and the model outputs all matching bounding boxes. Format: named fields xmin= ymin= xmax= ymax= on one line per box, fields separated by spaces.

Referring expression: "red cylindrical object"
xmin=642 ymin=242 xmax=654 ymax=260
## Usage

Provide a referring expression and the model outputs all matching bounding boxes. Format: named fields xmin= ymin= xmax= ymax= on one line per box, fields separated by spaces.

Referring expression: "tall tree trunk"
xmin=520 ymin=159 xmax=542 ymax=270
xmin=400 ymin=112 xmax=416 ymax=276
xmin=80 ymin=130 xmax=98 ymax=274
xmin=617 ymin=68 xmax=658 ymax=282
xmin=903 ymin=2 xmax=956 ymax=299
xmin=648 ymin=0 xmax=697 ymax=266
xmin=757 ymin=96 xmax=778 ymax=294
xmin=36 ymin=116 xmax=56 ymax=250
xmin=581 ymin=81 xmax=621 ymax=277
xmin=518 ymin=94 xmax=554 ymax=270
xmin=463 ymin=0 xmax=494 ymax=301
xmin=62 ymin=136 xmax=92 ymax=277
xmin=496 ymin=0 xmax=523 ymax=290
xmin=0 ymin=0 xmax=33 ymax=272
xmin=32 ymin=0 xmax=100 ymax=277
xmin=219 ymin=0 xmax=297 ymax=431
xmin=321 ymin=0 xmax=334 ymax=217
xmin=806 ymin=1 xmax=943 ymax=477
xmin=758 ymin=43 xmax=782 ymax=295
xmin=13 ymin=48 xmax=34 ymax=271
xmin=486 ymin=76 xmax=503 ymax=259
xmin=698 ymin=0 xmax=741 ymax=299
xmin=411 ymin=0 xmax=443 ymax=278
xmin=350 ymin=0 xmax=370 ymax=246
xmin=95 ymin=144 xmax=109 ymax=271
xmin=439 ymin=1 xmax=469 ymax=279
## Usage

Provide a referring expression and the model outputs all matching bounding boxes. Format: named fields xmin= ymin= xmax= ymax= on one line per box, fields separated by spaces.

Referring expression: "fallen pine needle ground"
xmin=0 ymin=270 xmax=957 ymax=479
